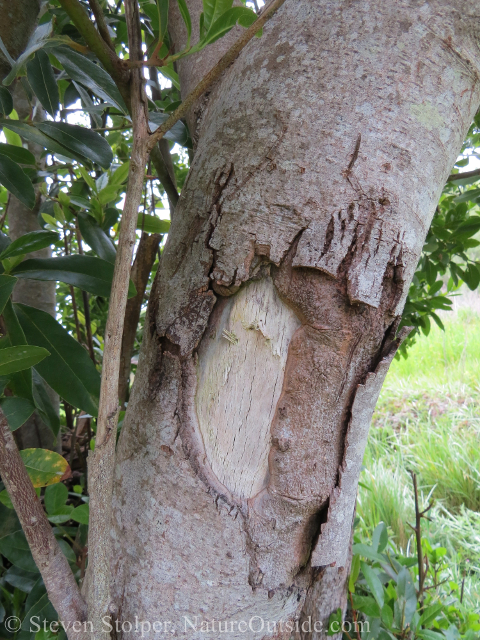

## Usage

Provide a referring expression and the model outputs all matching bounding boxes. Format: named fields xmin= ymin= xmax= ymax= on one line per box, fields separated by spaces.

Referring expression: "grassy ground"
xmin=358 ymin=304 xmax=480 ymax=613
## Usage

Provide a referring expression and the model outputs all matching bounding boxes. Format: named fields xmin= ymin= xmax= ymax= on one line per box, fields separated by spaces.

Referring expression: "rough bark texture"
xmin=0 ymin=411 xmax=87 ymax=640
xmin=0 ymin=0 xmax=40 ymax=78
xmin=111 ymin=1 xmax=480 ymax=637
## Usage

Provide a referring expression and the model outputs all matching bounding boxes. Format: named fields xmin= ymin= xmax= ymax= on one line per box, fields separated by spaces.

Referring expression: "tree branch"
xmin=150 ymin=142 xmax=179 ymax=210
xmin=0 ymin=410 xmax=87 ymax=640
xmin=84 ymin=0 xmax=149 ymax=636
xmin=58 ymin=0 xmax=130 ymax=101
xmin=87 ymin=0 xmax=116 ymax=51
xmin=118 ymin=232 xmax=161 ymax=406
xmin=146 ymin=0 xmax=287 ymax=152
xmin=447 ymin=167 xmax=480 ymax=182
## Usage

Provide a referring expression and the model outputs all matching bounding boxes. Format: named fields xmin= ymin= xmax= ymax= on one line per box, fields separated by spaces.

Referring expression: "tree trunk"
xmin=109 ymin=1 xmax=480 ymax=637
xmin=0 ymin=1 xmax=58 ymax=450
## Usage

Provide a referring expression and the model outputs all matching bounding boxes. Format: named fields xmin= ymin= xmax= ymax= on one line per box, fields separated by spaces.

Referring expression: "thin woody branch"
xmin=447 ymin=167 xmax=480 ymax=182
xmin=146 ymin=0 xmax=288 ymax=152
xmin=58 ymin=0 xmax=130 ymax=102
xmin=87 ymin=0 xmax=116 ymax=51
xmin=84 ymin=0 xmax=149 ymax=636
xmin=0 ymin=410 xmax=87 ymax=640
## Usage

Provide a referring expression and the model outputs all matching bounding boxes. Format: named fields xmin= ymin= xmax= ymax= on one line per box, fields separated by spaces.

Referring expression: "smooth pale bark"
xmin=110 ymin=1 xmax=480 ymax=638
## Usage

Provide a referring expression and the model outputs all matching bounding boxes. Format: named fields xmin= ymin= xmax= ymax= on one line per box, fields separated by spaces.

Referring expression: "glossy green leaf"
xmin=177 ymin=0 xmax=192 ymax=47
xmin=20 ymin=448 xmax=70 ymax=487
xmin=0 ymin=530 xmax=38 ymax=573
xmin=2 ymin=299 xmax=33 ymax=401
xmin=202 ymin=0 xmax=232 ymax=33
xmin=3 ymin=22 xmax=53 ymax=86
xmin=148 ymin=111 xmax=189 ymax=145
xmin=109 ymin=161 xmax=130 ymax=186
xmin=0 ymin=142 xmax=35 ymax=165
xmin=47 ymin=505 xmax=74 ymax=524
xmin=156 ymin=0 xmax=170 ymax=42
xmin=203 ymin=6 xmax=257 ymax=45
xmin=71 ymin=503 xmax=89 ymax=525
xmin=14 ymin=303 xmax=101 ymax=416
xmin=78 ymin=214 xmax=116 ymax=264
xmin=37 ymin=122 xmax=113 ymax=169
xmin=0 ymin=489 xmax=13 ymax=509
xmin=32 ymin=369 xmax=61 ymax=436
xmin=44 ymin=482 xmax=68 ymax=515
xmin=137 ymin=213 xmax=170 ymax=235
xmin=98 ymin=184 xmax=119 ymax=205
xmin=2 ymin=565 xmax=38 ymax=592
xmin=0 ymin=119 xmax=86 ymax=164
xmin=0 ymin=230 xmax=58 ymax=260
xmin=26 ymin=50 xmax=59 ymax=117
xmin=12 ymin=255 xmax=136 ymax=298
xmin=0 ymin=397 xmax=35 ymax=431
xmin=0 ymin=274 xmax=17 ymax=315
xmin=0 ymin=154 xmax=35 ymax=209
xmin=348 ymin=553 xmax=361 ymax=593
xmin=54 ymin=47 xmax=128 ymax=113
xmin=0 ymin=345 xmax=50 ymax=376
xmin=0 ymin=87 xmax=13 ymax=116
xmin=351 ymin=594 xmax=381 ymax=618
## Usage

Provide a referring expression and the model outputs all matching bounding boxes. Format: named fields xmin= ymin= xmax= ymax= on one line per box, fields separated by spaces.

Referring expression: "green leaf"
xmin=36 ymin=122 xmax=113 ymax=169
xmin=327 ymin=608 xmax=342 ymax=636
xmin=419 ymin=603 xmax=444 ymax=628
xmin=47 ymin=505 xmax=74 ymax=524
xmin=455 ymin=216 xmax=480 ymax=238
xmin=453 ymin=188 xmax=480 ymax=204
xmin=202 ymin=0 xmax=233 ymax=33
xmin=381 ymin=603 xmax=394 ymax=628
xmin=203 ymin=6 xmax=257 ymax=45
xmin=372 ymin=522 xmax=389 ymax=553
xmin=156 ymin=0 xmax=170 ymax=42
xmin=351 ymin=594 xmax=381 ymax=618
xmin=0 ymin=119 xmax=86 ymax=164
xmin=20 ymin=448 xmax=70 ymax=487
xmin=26 ymin=50 xmax=59 ymax=117
xmin=14 ymin=303 xmax=100 ymax=416
xmin=348 ymin=554 xmax=361 ymax=593
xmin=352 ymin=542 xmax=385 ymax=563
xmin=0 ymin=489 xmax=13 ymax=509
xmin=0 ymin=345 xmax=49 ymax=376
xmin=0 ymin=230 xmax=58 ymax=260
xmin=32 ymin=369 xmax=60 ymax=436
xmin=361 ymin=561 xmax=385 ymax=608
xmin=148 ymin=111 xmax=189 ymax=145
xmin=0 ymin=397 xmax=35 ymax=431
xmin=0 ymin=154 xmax=35 ymax=209
xmin=109 ymin=161 xmax=130 ymax=186
xmin=98 ymin=184 xmax=119 ymax=205
xmin=0 ymin=530 xmax=38 ymax=573
xmin=3 ymin=22 xmax=53 ymax=86
xmin=177 ymin=0 xmax=192 ymax=47
xmin=21 ymin=578 xmax=57 ymax=630
xmin=78 ymin=214 xmax=116 ymax=264
xmin=3 ymin=565 xmax=38 ymax=592
xmin=0 ymin=274 xmax=17 ymax=314
xmin=0 ymin=87 xmax=13 ymax=116
xmin=70 ymin=502 xmax=89 ymax=525
xmin=54 ymin=47 xmax=128 ymax=114
xmin=12 ymin=255 xmax=136 ymax=298
xmin=2 ymin=299 xmax=33 ymax=401
xmin=44 ymin=482 xmax=68 ymax=515
xmin=0 ymin=143 xmax=36 ymax=165
xmin=137 ymin=213 xmax=171 ymax=235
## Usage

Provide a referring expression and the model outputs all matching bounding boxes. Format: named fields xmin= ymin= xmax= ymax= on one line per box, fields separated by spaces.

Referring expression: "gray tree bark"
xmin=107 ymin=0 xmax=480 ymax=637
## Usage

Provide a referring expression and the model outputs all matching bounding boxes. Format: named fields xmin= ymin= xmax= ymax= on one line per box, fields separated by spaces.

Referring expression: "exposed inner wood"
xmin=196 ymin=277 xmax=300 ymax=499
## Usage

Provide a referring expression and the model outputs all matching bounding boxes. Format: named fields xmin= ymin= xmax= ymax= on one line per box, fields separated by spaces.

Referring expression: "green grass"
xmin=358 ymin=306 xmax=480 ymax=613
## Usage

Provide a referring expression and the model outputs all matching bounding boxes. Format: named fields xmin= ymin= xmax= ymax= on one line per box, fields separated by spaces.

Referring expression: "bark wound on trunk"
xmin=112 ymin=1 xmax=480 ymax=636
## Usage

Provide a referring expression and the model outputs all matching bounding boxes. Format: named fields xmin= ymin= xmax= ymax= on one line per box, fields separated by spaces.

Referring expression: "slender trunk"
xmin=0 ymin=7 xmax=59 ymax=450
xmin=110 ymin=0 xmax=480 ymax=635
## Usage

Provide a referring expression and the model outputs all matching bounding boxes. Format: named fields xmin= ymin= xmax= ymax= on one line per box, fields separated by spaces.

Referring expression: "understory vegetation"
xmin=345 ymin=307 xmax=480 ymax=640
